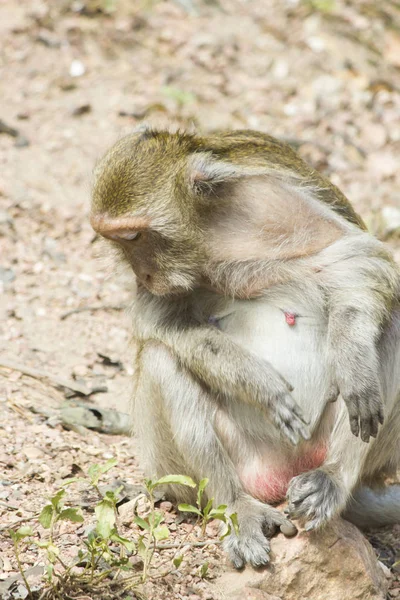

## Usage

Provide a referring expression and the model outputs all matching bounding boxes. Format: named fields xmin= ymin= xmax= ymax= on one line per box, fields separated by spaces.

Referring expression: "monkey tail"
xmin=343 ymin=485 xmax=400 ymax=528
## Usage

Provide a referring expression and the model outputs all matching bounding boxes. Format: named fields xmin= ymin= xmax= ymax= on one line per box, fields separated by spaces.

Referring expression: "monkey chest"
xmin=216 ymin=298 xmax=330 ymax=414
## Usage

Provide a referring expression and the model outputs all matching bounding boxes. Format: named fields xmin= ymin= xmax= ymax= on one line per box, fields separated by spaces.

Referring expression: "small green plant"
xmin=303 ymin=0 xmax=335 ymax=12
xmin=178 ymin=477 xmax=238 ymax=539
xmin=161 ymin=85 xmax=196 ymax=107
xmin=8 ymin=463 xmax=226 ymax=598
xmin=9 ymin=526 xmax=35 ymax=596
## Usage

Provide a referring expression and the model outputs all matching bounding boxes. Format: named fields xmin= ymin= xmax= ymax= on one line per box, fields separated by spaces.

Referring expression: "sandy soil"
xmin=1 ymin=0 xmax=399 ymax=598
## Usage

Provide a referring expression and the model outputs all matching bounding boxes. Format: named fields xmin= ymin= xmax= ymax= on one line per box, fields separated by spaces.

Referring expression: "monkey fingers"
xmin=286 ymin=469 xmax=346 ymax=530
xmin=342 ymin=384 xmax=384 ymax=443
xmin=272 ymin=395 xmax=311 ymax=446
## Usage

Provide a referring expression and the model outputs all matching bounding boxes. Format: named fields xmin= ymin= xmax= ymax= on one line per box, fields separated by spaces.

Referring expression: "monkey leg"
xmin=287 ymin=310 xmax=400 ymax=530
xmin=343 ymin=392 xmax=400 ymax=528
xmin=132 ymin=340 xmax=297 ymax=568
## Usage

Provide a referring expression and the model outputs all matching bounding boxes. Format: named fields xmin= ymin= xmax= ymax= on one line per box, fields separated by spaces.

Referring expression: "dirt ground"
xmin=1 ymin=0 xmax=400 ymax=598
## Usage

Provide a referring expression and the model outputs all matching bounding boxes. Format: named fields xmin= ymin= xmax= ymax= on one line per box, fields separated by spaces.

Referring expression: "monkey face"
xmin=91 ymin=211 xmax=203 ymax=296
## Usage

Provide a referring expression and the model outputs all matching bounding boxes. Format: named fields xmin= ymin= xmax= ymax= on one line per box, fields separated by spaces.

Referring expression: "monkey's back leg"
xmin=131 ymin=339 xmax=297 ymax=568
xmin=287 ymin=308 xmax=400 ymax=529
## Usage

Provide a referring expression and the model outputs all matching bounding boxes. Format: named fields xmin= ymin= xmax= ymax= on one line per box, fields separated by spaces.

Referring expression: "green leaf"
xmin=95 ymin=499 xmax=116 ymax=538
xmin=100 ymin=458 xmax=118 ymax=474
xmin=173 ymin=554 xmax=183 ymax=568
xmin=59 ymin=508 xmax=84 ymax=523
xmin=209 ymin=513 xmax=226 ymax=523
xmin=17 ymin=525 xmax=33 ymax=539
xmin=153 ymin=525 xmax=169 ymax=541
xmin=219 ymin=521 xmax=231 ymax=540
xmin=209 ymin=506 xmax=227 ymax=518
xmin=144 ymin=477 xmax=153 ymax=490
xmin=199 ymin=561 xmax=209 ymax=578
xmin=307 ymin=0 xmax=335 ymax=12
xmin=203 ymin=498 xmax=213 ymax=519
xmin=110 ymin=533 xmax=135 ymax=553
xmin=197 ymin=478 xmax=209 ymax=507
xmin=50 ymin=489 xmax=65 ymax=510
xmin=88 ymin=459 xmax=117 ymax=486
xmin=39 ymin=505 xmax=54 ymax=529
xmin=88 ymin=464 xmax=102 ymax=485
xmin=105 ymin=486 xmax=124 ymax=505
xmin=47 ymin=544 xmax=60 ymax=563
xmin=230 ymin=512 xmax=239 ymax=536
xmin=45 ymin=564 xmax=54 ymax=582
xmin=149 ymin=511 xmax=164 ymax=528
xmin=61 ymin=477 xmax=86 ymax=486
xmin=178 ymin=503 xmax=201 ymax=516
xmin=137 ymin=536 xmax=146 ymax=559
xmin=134 ymin=516 xmax=150 ymax=531
xmin=9 ymin=526 xmax=34 ymax=543
xmin=161 ymin=86 xmax=196 ymax=106
xmin=153 ymin=475 xmax=196 ymax=488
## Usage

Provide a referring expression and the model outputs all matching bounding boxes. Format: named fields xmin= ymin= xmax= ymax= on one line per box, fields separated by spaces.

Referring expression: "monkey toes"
xmin=224 ymin=502 xmax=297 ymax=569
xmin=286 ymin=469 xmax=346 ymax=530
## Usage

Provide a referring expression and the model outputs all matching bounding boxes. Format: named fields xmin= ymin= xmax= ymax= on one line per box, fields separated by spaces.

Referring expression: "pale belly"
xmin=214 ymin=293 xmax=333 ymax=503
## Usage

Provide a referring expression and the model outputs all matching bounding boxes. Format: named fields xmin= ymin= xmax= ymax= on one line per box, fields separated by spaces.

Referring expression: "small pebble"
xmin=69 ymin=59 xmax=86 ymax=77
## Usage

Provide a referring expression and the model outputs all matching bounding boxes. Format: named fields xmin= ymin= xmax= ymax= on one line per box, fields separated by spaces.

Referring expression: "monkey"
xmin=90 ymin=127 xmax=400 ymax=568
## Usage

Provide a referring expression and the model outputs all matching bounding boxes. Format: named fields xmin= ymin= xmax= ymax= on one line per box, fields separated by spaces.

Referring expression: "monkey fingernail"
xmin=280 ymin=523 xmax=297 ymax=537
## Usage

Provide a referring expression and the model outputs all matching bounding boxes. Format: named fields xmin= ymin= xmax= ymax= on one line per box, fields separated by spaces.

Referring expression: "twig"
xmin=0 ymin=500 xmax=19 ymax=510
xmin=1 ymin=514 xmax=39 ymax=532
xmin=0 ymin=358 xmax=99 ymax=396
xmin=7 ymin=398 xmax=35 ymax=422
xmin=60 ymin=304 xmax=126 ymax=320
xmin=157 ymin=539 xmax=221 ymax=550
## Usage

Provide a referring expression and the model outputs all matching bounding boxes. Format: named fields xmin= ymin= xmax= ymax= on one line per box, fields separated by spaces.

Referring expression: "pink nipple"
xmin=284 ymin=312 xmax=296 ymax=326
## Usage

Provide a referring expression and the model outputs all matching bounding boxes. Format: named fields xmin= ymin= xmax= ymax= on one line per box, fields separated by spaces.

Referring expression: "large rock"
xmin=214 ymin=518 xmax=388 ymax=600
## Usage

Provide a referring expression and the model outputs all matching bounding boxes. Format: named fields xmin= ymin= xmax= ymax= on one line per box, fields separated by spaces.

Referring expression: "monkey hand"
xmin=256 ymin=367 xmax=310 ymax=445
xmin=223 ymin=496 xmax=297 ymax=569
xmin=338 ymin=370 xmax=384 ymax=443
xmin=286 ymin=469 xmax=347 ymax=530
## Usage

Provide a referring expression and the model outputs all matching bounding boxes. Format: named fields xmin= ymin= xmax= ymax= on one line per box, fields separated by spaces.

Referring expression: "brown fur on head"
xmin=90 ymin=126 xmax=365 ymax=297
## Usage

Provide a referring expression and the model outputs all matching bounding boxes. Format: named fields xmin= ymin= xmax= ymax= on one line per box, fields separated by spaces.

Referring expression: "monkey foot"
xmin=224 ymin=500 xmax=297 ymax=569
xmin=286 ymin=469 xmax=347 ymax=530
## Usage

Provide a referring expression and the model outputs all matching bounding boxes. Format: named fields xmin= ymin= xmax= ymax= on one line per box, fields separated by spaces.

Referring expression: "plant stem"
xmin=142 ymin=489 xmax=156 ymax=582
xmin=13 ymin=540 xmax=33 ymax=598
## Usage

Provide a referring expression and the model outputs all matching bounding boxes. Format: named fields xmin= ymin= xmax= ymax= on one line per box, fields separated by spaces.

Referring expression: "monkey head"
xmin=90 ymin=127 xmax=249 ymax=296
xmin=91 ymin=129 xmax=207 ymax=295
xmin=91 ymin=127 xmax=363 ymax=297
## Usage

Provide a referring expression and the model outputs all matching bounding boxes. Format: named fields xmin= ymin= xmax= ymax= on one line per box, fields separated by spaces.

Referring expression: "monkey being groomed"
xmin=90 ymin=127 xmax=400 ymax=569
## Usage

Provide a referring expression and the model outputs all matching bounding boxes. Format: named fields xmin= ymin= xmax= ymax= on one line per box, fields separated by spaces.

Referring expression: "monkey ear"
xmin=187 ymin=152 xmax=282 ymax=196
xmin=188 ymin=153 xmax=248 ymax=193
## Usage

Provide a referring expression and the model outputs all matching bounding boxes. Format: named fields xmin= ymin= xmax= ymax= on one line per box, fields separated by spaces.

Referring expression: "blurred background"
xmin=1 ymin=0 xmax=400 ymax=595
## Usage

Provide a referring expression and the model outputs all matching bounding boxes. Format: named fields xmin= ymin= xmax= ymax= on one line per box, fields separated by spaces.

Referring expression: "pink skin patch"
xmin=242 ymin=446 xmax=327 ymax=504
xmin=284 ymin=311 xmax=297 ymax=326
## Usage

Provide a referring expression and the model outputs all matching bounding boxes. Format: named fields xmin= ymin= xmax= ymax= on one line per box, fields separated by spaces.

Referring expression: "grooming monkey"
xmin=91 ymin=128 xmax=400 ymax=568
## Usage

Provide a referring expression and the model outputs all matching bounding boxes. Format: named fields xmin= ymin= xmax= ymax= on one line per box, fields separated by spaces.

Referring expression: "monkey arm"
xmin=131 ymin=287 xmax=309 ymax=445
xmin=316 ymin=234 xmax=400 ymax=442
